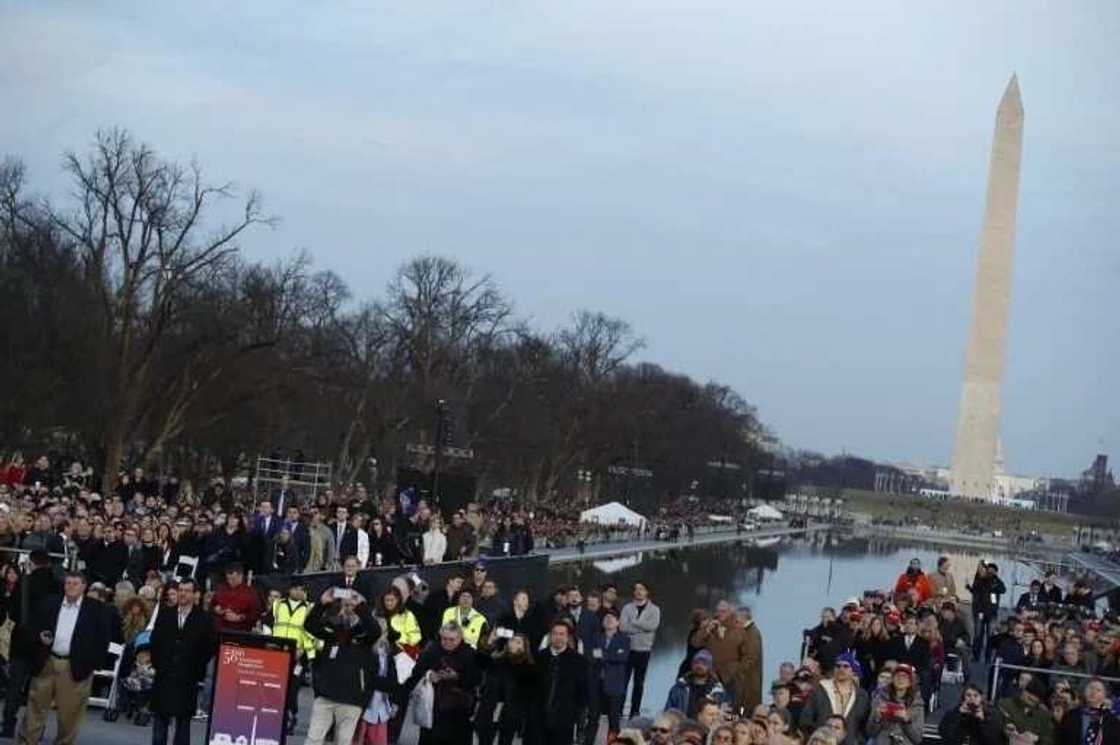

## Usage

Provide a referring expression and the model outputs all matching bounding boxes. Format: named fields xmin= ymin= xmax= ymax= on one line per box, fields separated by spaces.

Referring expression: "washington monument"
xmin=949 ymin=75 xmax=1024 ymax=500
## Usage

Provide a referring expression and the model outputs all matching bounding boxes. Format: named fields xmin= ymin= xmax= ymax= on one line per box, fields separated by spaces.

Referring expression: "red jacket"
xmin=1 ymin=465 xmax=26 ymax=488
xmin=211 ymin=583 xmax=262 ymax=633
xmin=894 ymin=571 xmax=932 ymax=603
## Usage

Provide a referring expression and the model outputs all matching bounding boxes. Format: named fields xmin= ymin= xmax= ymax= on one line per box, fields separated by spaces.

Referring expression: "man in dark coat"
xmin=536 ymin=620 xmax=589 ymax=745
xmin=150 ymin=579 xmax=213 ymax=745
xmin=1058 ymin=679 xmax=1120 ymax=745
xmin=1 ymin=552 xmax=61 ymax=737
xmin=89 ymin=524 xmax=128 ymax=587
xmin=404 ymin=621 xmax=482 ymax=745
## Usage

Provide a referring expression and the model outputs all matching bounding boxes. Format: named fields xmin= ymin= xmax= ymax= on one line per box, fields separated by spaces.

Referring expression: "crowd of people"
xmin=0 ymin=451 xmax=777 ymax=745
xmin=786 ymin=556 xmax=1120 ymax=745
xmin=18 ymin=450 xmax=1120 ymax=745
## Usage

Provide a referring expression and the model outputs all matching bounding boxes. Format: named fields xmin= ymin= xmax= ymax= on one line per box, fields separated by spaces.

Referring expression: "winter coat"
xmin=692 ymin=620 xmax=751 ymax=704
xmin=798 ymin=679 xmax=871 ymax=745
xmin=589 ymin=631 xmax=630 ymax=697
xmin=664 ymin=675 xmax=726 ymax=718
xmin=305 ymin=602 xmax=381 ymax=707
xmin=867 ymin=690 xmax=925 ymax=745
xmin=938 ymin=705 xmax=1005 ymax=745
xmin=619 ymin=601 xmax=660 ymax=652
xmin=997 ymin=695 xmax=1056 ymax=745
xmin=150 ymin=607 xmax=214 ymax=717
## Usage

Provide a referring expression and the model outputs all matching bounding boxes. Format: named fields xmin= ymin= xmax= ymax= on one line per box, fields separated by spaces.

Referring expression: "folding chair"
xmin=175 ymin=555 xmax=199 ymax=579
xmin=89 ymin=642 xmax=126 ymax=719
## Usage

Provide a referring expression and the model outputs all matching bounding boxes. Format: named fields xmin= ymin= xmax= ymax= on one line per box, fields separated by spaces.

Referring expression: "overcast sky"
xmin=3 ymin=1 xmax=1117 ymax=477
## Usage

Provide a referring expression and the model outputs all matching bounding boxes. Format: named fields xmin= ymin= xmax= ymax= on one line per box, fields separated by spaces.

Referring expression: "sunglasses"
xmin=651 ymin=728 xmax=672 ymax=734
xmin=834 ymin=662 xmax=851 ymax=669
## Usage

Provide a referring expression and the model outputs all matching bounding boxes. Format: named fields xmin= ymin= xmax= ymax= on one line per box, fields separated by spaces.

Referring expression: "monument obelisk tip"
xmin=999 ymin=74 xmax=1023 ymax=118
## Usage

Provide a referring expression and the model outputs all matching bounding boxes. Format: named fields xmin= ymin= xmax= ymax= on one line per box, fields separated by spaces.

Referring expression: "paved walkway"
xmin=546 ymin=524 xmax=815 ymax=564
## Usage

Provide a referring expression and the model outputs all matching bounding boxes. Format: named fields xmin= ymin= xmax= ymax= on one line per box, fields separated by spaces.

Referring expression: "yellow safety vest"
xmin=441 ymin=606 xmax=487 ymax=648
xmin=271 ymin=599 xmax=318 ymax=658
xmin=389 ymin=610 xmax=423 ymax=648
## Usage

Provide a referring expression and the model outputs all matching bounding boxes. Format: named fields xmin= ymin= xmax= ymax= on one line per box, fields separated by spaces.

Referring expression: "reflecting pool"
xmin=549 ymin=532 xmax=1043 ymax=714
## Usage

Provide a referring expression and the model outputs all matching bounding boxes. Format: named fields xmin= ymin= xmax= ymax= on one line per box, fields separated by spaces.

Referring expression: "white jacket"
xmin=422 ymin=529 xmax=447 ymax=564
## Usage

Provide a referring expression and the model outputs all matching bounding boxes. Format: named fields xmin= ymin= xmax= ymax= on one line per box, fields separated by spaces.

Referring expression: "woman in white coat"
xmin=422 ymin=515 xmax=447 ymax=565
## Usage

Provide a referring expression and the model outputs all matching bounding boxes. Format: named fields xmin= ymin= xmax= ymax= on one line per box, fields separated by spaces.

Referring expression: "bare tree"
xmin=46 ymin=128 xmax=274 ymax=492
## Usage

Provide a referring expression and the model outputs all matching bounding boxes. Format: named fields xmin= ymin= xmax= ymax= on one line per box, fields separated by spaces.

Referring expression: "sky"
xmin=2 ymin=1 xmax=1117 ymax=478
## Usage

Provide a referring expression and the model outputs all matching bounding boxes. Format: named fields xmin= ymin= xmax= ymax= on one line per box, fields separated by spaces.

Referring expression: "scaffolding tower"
xmin=254 ymin=455 xmax=333 ymax=507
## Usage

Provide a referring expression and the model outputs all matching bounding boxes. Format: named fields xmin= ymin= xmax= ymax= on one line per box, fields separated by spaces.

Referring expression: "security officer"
xmin=440 ymin=587 xmax=489 ymax=649
xmin=265 ymin=579 xmax=318 ymax=734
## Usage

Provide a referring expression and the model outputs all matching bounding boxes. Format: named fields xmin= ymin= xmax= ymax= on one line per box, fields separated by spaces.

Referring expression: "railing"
xmin=989 ymin=660 xmax=1120 ymax=702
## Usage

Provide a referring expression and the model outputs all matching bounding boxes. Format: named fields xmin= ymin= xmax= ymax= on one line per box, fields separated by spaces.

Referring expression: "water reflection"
xmin=549 ymin=533 xmax=1043 ymax=715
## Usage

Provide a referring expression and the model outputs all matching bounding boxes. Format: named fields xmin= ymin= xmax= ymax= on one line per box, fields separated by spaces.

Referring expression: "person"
xmin=648 ymin=714 xmax=678 ymax=745
xmin=367 ymin=517 xmax=400 ymax=567
xmin=537 ymin=620 xmax=589 ymax=745
xmin=824 ymin=714 xmax=847 ymax=744
xmin=1 ymin=551 xmax=61 ymax=738
xmin=264 ymin=579 xmax=317 ymax=733
xmin=564 ymin=587 xmax=598 ymax=655
xmin=495 ymin=589 xmax=545 ymax=653
xmin=678 ymin=609 xmax=710 ymax=677
xmin=210 ymin=562 xmax=262 ymax=633
xmin=422 ymin=515 xmax=446 ymax=565
xmin=1041 ymin=572 xmax=1063 ymax=604
xmin=304 ymin=585 xmax=381 ymax=745
xmin=692 ymin=600 xmax=750 ymax=715
xmin=380 ymin=586 xmax=422 ymax=658
xmin=856 ymin=615 xmax=893 ymax=688
xmin=998 ymin=674 xmax=1055 ymax=745
xmin=330 ymin=506 xmax=356 ymax=569
xmin=664 ymin=650 xmax=726 ymax=718
xmin=476 ymin=633 xmax=539 ymax=745
xmin=968 ymin=561 xmax=1005 ymax=659
xmin=1058 ymin=678 xmax=1120 ymax=745
xmin=890 ymin=616 xmax=931 ymax=675
xmin=264 ymin=527 xmax=300 ymax=575
xmin=404 ymin=622 xmax=482 ymax=745
xmin=927 ymin=557 xmax=958 ymax=603
xmin=737 ymin=606 xmax=764 ymax=713
xmin=584 ymin=610 xmax=630 ymax=745
xmin=150 ymin=579 xmax=213 ymax=745
xmin=696 ymin=698 xmax=722 ymax=734
xmin=422 ymin=574 xmax=464 ymax=641
xmin=798 ymin=651 xmax=870 ymax=745
xmin=894 ymin=559 xmax=932 ymax=604
xmin=19 ymin=570 xmax=110 ymax=745
xmin=807 ymin=607 xmax=852 ymax=670
xmin=620 ymin=581 xmax=661 ymax=719
xmin=440 ymin=587 xmax=489 ymax=649
xmin=938 ymin=684 xmax=1004 ymax=745
xmin=340 ymin=513 xmax=370 ymax=568
xmin=939 ymin=602 xmax=971 ymax=664
xmin=866 ymin=664 xmax=924 ymax=745
xmin=444 ymin=511 xmax=476 ymax=562
xmin=353 ymin=623 xmax=399 ymax=745
xmin=1018 ymin=580 xmax=1045 ymax=611
xmin=306 ymin=508 xmax=336 ymax=572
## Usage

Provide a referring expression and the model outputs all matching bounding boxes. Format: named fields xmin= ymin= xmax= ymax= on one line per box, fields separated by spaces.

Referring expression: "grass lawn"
xmin=838 ymin=488 xmax=1112 ymax=538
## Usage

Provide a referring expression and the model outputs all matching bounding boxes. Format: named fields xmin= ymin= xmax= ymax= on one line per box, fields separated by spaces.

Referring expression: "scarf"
xmin=1085 ymin=710 xmax=1105 ymax=745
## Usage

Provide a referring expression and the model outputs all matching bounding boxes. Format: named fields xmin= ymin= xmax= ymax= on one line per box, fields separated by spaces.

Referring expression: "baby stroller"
xmin=117 ymin=631 xmax=155 ymax=726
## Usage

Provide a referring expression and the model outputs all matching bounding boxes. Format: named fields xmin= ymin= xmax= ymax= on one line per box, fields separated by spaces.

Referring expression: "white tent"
xmin=748 ymin=503 xmax=784 ymax=521
xmin=580 ymin=501 xmax=648 ymax=528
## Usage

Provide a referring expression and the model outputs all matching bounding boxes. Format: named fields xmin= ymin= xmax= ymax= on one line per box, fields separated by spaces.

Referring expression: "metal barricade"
xmin=989 ymin=660 xmax=1120 ymax=701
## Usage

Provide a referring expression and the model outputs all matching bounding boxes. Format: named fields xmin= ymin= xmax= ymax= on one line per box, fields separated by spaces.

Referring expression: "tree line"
xmin=0 ymin=128 xmax=766 ymax=505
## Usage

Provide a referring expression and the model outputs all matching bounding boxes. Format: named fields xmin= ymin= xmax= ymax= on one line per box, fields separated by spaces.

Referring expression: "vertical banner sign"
xmin=207 ymin=634 xmax=295 ymax=745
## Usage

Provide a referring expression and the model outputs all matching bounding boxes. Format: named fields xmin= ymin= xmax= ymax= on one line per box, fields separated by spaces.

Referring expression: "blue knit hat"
xmin=834 ymin=650 xmax=862 ymax=679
